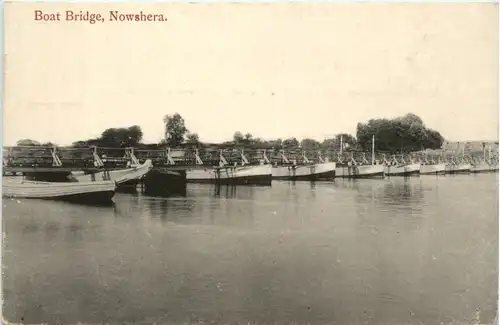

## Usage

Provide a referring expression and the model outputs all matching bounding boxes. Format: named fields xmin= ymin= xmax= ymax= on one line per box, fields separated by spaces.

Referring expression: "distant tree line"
xmin=356 ymin=113 xmax=444 ymax=153
xmin=15 ymin=112 xmax=445 ymax=154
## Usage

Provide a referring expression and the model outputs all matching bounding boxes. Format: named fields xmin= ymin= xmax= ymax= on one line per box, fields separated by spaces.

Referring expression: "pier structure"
xmin=3 ymin=145 xmax=498 ymax=189
xmin=2 ymin=145 xmax=341 ymax=172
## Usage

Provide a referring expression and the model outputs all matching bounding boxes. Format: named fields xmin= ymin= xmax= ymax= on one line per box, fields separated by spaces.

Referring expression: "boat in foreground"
xmin=3 ymin=178 xmax=116 ymax=204
xmin=186 ymin=164 xmax=272 ymax=185
xmin=71 ymin=159 xmax=153 ymax=187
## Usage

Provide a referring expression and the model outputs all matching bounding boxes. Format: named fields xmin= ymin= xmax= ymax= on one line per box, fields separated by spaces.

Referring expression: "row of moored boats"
xmin=2 ymin=150 xmax=498 ymax=204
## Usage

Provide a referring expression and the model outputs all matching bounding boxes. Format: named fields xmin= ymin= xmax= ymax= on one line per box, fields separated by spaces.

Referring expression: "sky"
xmin=3 ymin=2 xmax=499 ymax=146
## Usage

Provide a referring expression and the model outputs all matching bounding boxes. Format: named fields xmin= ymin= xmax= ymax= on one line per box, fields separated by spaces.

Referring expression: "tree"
xmin=99 ymin=125 xmax=143 ymax=148
xmin=16 ymin=139 xmax=40 ymax=146
xmin=164 ymin=113 xmax=188 ymax=147
xmin=233 ymin=131 xmax=244 ymax=144
xmin=335 ymin=133 xmax=357 ymax=150
xmin=356 ymin=113 xmax=444 ymax=152
xmin=186 ymin=133 xmax=200 ymax=145
xmin=282 ymin=137 xmax=299 ymax=148
xmin=300 ymin=138 xmax=320 ymax=150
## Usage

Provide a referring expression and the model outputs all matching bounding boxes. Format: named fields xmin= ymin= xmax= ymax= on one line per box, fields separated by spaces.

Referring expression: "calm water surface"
xmin=3 ymin=175 xmax=498 ymax=325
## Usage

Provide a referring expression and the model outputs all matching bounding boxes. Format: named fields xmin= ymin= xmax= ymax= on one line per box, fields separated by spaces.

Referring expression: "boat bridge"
xmin=2 ymin=145 xmax=337 ymax=174
xmin=2 ymin=145 xmax=497 ymax=174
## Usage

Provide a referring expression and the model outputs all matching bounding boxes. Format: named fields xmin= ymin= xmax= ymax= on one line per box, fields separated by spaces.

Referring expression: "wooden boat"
xmin=186 ymin=150 xmax=272 ymax=185
xmin=471 ymin=161 xmax=492 ymax=173
xmin=445 ymin=159 xmax=471 ymax=174
xmin=417 ymin=154 xmax=446 ymax=175
xmin=272 ymin=162 xmax=336 ymax=181
xmin=269 ymin=150 xmax=335 ymax=181
xmin=383 ymin=155 xmax=420 ymax=176
xmin=3 ymin=178 xmax=116 ymax=204
xmin=335 ymin=153 xmax=384 ymax=179
xmin=420 ymin=163 xmax=446 ymax=175
xmin=186 ymin=164 xmax=272 ymax=185
xmin=385 ymin=163 xmax=421 ymax=176
xmin=70 ymin=159 xmax=153 ymax=187
xmin=471 ymin=147 xmax=497 ymax=173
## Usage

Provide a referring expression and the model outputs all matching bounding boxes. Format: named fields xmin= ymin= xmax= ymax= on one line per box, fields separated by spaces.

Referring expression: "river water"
xmin=2 ymin=174 xmax=498 ymax=325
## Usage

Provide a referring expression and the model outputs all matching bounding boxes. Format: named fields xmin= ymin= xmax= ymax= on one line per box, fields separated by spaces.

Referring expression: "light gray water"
xmin=3 ymin=174 xmax=498 ymax=325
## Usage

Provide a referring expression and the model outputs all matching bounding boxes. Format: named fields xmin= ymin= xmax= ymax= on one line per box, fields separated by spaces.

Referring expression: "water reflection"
xmin=213 ymin=185 xmax=237 ymax=199
xmin=3 ymin=175 xmax=498 ymax=325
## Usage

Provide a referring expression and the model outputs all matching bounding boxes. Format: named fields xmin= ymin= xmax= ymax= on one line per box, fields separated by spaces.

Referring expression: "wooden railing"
xmin=3 ymin=145 xmax=498 ymax=169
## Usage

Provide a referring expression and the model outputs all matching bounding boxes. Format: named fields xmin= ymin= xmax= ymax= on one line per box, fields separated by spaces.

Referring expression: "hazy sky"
xmin=4 ymin=2 xmax=499 ymax=146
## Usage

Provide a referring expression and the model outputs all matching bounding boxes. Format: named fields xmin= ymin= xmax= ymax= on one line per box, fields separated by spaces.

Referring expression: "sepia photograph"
xmin=2 ymin=2 xmax=499 ymax=325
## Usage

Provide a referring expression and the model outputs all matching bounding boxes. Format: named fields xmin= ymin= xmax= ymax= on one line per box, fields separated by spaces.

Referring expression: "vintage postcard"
xmin=2 ymin=1 xmax=498 ymax=325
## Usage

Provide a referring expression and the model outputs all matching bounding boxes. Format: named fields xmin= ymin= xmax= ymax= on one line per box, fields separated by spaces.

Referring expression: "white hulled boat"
xmin=71 ymin=158 xmax=153 ymax=187
xmin=419 ymin=155 xmax=446 ymax=175
xmin=271 ymin=151 xmax=336 ymax=181
xmin=471 ymin=147 xmax=496 ymax=173
xmin=187 ymin=164 xmax=272 ymax=185
xmin=3 ymin=178 xmax=116 ymax=204
xmin=420 ymin=163 xmax=447 ymax=175
xmin=445 ymin=157 xmax=471 ymax=174
xmin=383 ymin=155 xmax=421 ymax=176
xmin=186 ymin=150 xmax=272 ymax=185
xmin=335 ymin=156 xmax=384 ymax=178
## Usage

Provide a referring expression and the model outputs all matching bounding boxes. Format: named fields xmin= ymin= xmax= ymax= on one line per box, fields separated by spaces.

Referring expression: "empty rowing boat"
xmin=70 ymin=159 xmax=153 ymax=186
xmin=3 ymin=178 xmax=116 ymax=204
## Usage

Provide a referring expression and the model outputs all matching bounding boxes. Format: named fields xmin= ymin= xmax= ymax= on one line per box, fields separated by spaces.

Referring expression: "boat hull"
xmin=3 ymin=179 xmax=116 ymax=204
xmin=445 ymin=164 xmax=472 ymax=174
xmin=271 ymin=162 xmax=336 ymax=181
xmin=420 ymin=164 xmax=446 ymax=175
xmin=471 ymin=163 xmax=494 ymax=173
xmin=335 ymin=164 xmax=385 ymax=178
xmin=71 ymin=159 xmax=153 ymax=186
xmin=186 ymin=165 xmax=272 ymax=186
xmin=384 ymin=163 xmax=421 ymax=176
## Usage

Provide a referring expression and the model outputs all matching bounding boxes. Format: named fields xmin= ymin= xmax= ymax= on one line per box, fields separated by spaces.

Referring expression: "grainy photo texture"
xmin=2 ymin=2 xmax=499 ymax=325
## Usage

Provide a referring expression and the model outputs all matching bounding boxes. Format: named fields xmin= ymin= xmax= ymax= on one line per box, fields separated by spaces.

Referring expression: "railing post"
xmin=302 ymin=151 xmax=311 ymax=164
xmin=280 ymin=150 xmax=290 ymax=164
xmin=241 ymin=149 xmax=249 ymax=166
xmin=51 ymin=146 xmax=62 ymax=167
xmin=219 ymin=149 xmax=228 ymax=167
xmin=166 ymin=148 xmax=175 ymax=165
xmin=195 ymin=149 xmax=204 ymax=165
xmin=93 ymin=146 xmax=104 ymax=167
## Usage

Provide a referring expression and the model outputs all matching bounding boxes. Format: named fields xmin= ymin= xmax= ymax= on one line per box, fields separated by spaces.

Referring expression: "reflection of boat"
xmin=2 ymin=178 xmax=116 ymax=204
xmin=187 ymin=165 xmax=272 ymax=185
xmin=71 ymin=159 xmax=153 ymax=187
xmin=272 ymin=162 xmax=336 ymax=180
